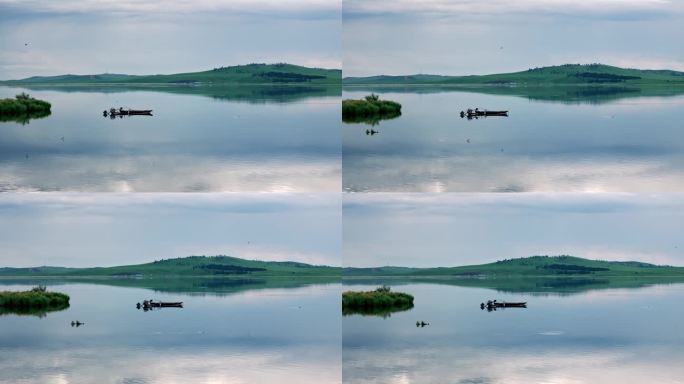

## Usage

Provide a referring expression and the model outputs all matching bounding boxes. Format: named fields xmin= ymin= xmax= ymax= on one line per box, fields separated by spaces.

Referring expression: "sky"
xmin=343 ymin=0 xmax=684 ymax=76
xmin=0 ymin=0 xmax=341 ymax=80
xmin=0 ymin=193 xmax=341 ymax=267
xmin=343 ymin=193 xmax=684 ymax=268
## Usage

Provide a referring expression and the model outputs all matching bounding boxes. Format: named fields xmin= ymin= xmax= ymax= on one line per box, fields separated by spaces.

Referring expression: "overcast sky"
xmin=0 ymin=193 xmax=341 ymax=268
xmin=343 ymin=0 xmax=684 ymax=76
xmin=344 ymin=193 xmax=684 ymax=268
xmin=0 ymin=0 xmax=340 ymax=80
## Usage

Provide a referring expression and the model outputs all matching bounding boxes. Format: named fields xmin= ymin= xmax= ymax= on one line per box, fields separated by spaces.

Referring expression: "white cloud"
xmin=0 ymin=0 xmax=340 ymax=14
xmin=345 ymin=0 xmax=676 ymax=16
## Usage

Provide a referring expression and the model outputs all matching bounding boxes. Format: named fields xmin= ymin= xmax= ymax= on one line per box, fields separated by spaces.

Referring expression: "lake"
xmin=0 ymin=279 xmax=341 ymax=384
xmin=343 ymin=279 xmax=684 ymax=384
xmin=342 ymin=87 xmax=684 ymax=192
xmin=0 ymin=85 xmax=340 ymax=192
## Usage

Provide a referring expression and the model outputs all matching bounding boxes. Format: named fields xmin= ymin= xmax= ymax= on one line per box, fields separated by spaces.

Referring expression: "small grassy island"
xmin=342 ymin=94 xmax=401 ymax=125
xmin=342 ymin=285 xmax=414 ymax=317
xmin=0 ymin=286 xmax=70 ymax=317
xmin=0 ymin=93 xmax=51 ymax=123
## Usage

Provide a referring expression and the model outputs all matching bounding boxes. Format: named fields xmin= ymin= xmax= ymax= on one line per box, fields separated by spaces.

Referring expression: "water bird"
xmin=416 ymin=321 xmax=429 ymax=327
xmin=71 ymin=321 xmax=84 ymax=327
xmin=466 ymin=139 xmax=470 ymax=143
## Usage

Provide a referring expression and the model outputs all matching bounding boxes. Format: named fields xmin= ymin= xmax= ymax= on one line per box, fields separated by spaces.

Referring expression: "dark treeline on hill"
xmin=0 ymin=255 xmax=341 ymax=277
xmin=192 ymin=264 xmax=267 ymax=274
xmin=0 ymin=93 xmax=51 ymax=124
xmin=343 ymin=255 xmax=684 ymax=277
xmin=343 ymin=64 xmax=684 ymax=85
xmin=342 ymin=93 xmax=402 ymax=125
xmin=1 ymin=63 xmax=341 ymax=85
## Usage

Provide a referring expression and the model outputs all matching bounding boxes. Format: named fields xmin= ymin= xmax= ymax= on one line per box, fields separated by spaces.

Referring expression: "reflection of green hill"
xmin=344 ymin=84 xmax=684 ymax=104
xmin=343 ymin=276 xmax=684 ymax=296
xmin=0 ymin=276 xmax=340 ymax=296
xmin=2 ymin=84 xmax=341 ymax=104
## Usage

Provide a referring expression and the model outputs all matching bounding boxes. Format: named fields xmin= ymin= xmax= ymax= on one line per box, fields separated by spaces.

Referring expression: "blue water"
xmin=0 ymin=281 xmax=341 ymax=383
xmin=343 ymin=88 xmax=684 ymax=192
xmin=343 ymin=281 xmax=684 ymax=383
xmin=0 ymin=86 xmax=341 ymax=192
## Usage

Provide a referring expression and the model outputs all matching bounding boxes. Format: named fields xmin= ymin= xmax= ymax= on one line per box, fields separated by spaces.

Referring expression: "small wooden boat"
xmin=126 ymin=109 xmax=153 ymax=115
xmin=156 ymin=302 xmax=183 ymax=307
xmin=498 ymin=302 xmax=526 ymax=307
xmin=479 ymin=111 xmax=508 ymax=116
xmin=103 ymin=108 xmax=153 ymax=117
xmin=137 ymin=300 xmax=183 ymax=309
xmin=481 ymin=300 xmax=527 ymax=310
xmin=461 ymin=109 xmax=508 ymax=118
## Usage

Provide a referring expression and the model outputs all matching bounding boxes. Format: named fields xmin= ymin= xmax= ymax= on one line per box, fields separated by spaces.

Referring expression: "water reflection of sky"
xmin=343 ymin=282 xmax=684 ymax=384
xmin=0 ymin=86 xmax=341 ymax=192
xmin=342 ymin=90 xmax=684 ymax=192
xmin=0 ymin=282 xmax=342 ymax=384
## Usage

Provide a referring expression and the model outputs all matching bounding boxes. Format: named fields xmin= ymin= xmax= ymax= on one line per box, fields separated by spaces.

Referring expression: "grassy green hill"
xmin=343 ymin=64 xmax=684 ymax=85
xmin=344 ymin=255 xmax=684 ymax=277
xmin=2 ymin=63 xmax=341 ymax=85
xmin=0 ymin=255 xmax=341 ymax=277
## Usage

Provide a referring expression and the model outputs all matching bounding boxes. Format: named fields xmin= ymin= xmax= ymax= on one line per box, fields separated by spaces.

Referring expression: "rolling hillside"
xmin=0 ymin=255 xmax=341 ymax=277
xmin=344 ymin=255 xmax=684 ymax=277
xmin=343 ymin=64 xmax=684 ymax=85
xmin=2 ymin=63 xmax=341 ymax=85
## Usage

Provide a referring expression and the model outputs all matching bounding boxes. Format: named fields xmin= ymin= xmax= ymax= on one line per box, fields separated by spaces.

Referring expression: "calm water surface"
xmin=0 ymin=280 xmax=341 ymax=383
xmin=0 ymin=86 xmax=340 ymax=192
xmin=342 ymin=88 xmax=684 ymax=192
xmin=343 ymin=281 xmax=684 ymax=384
